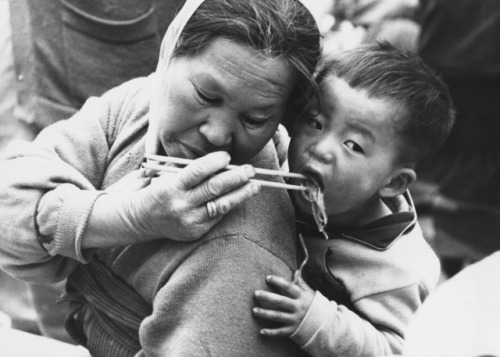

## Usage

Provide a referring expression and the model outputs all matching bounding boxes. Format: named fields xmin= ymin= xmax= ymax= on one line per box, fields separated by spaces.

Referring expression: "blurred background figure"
xmin=0 ymin=0 xmax=32 ymax=151
xmin=1 ymin=0 xmax=185 ymax=343
xmin=322 ymin=0 xmax=420 ymax=55
xmin=0 ymin=0 xmax=40 ymax=336
xmin=7 ymin=0 xmax=185 ymax=142
xmin=402 ymin=251 xmax=500 ymax=357
xmin=412 ymin=0 xmax=500 ymax=278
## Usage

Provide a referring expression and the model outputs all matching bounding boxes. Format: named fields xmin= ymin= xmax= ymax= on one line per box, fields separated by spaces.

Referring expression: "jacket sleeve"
xmin=136 ymin=235 xmax=299 ymax=357
xmin=290 ymin=283 xmax=425 ymax=357
xmin=0 ymin=92 xmax=116 ymax=283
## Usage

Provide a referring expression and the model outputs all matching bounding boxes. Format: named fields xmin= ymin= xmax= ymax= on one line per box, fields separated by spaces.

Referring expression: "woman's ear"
xmin=378 ymin=168 xmax=417 ymax=198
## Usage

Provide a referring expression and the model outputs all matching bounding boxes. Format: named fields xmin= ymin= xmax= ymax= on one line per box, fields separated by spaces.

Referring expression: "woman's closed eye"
xmin=195 ymin=88 xmax=219 ymax=104
xmin=241 ymin=115 xmax=268 ymax=128
xmin=344 ymin=139 xmax=364 ymax=154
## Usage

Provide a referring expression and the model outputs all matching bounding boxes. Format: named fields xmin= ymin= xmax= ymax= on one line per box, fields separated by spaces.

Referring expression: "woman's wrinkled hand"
xmin=121 ymin=151 xmax=260 ymax=242
xmin=253 ymin=271 xmax=315 ymax=337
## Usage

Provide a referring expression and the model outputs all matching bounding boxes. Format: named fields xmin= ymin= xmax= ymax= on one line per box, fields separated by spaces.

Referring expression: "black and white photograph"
xmin=0 ymin=0 xmax=499 ymax=356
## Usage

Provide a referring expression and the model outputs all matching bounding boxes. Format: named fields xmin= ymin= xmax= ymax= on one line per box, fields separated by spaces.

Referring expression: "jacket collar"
xmin=296 ymin=191 xmax=417 ymax=251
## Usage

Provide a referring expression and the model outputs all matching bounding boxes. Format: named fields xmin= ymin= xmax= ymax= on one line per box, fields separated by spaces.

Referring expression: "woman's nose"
xmin=199 ymin=110 xmax=235 ymax=148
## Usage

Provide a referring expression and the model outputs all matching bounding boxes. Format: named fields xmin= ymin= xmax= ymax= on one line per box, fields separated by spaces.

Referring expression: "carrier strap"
xmin=64 ymin=259 xmax=152 ymax=353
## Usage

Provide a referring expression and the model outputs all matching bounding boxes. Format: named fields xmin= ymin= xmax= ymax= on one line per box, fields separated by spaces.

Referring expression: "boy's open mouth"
xmin=300 ymin=169 xmax=324 ymax=192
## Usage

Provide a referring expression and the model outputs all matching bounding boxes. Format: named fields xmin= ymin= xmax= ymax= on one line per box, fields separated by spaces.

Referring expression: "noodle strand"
xmin=301 ymin=180 xmax=329 ymax=240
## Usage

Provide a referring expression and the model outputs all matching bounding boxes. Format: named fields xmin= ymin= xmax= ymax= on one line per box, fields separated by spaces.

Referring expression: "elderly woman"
xmin=0 ymin=0 xmax=321 ymax=356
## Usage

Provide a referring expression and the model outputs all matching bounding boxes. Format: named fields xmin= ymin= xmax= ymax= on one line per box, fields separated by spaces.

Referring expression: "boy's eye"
xmin=305 ymin=117 xmax=322 ymax=130
xmin=196 ymin=88 xmax=219 ymax=104
xmin=345 ymin=140 xmax=364 ymax=154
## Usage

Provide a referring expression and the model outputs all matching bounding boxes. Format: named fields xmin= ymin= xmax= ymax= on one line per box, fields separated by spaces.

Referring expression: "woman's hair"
xmin=173 ymin=0 xmax=322 ymax=128
xmin=317 ymin=42 xmax=456 ymax=163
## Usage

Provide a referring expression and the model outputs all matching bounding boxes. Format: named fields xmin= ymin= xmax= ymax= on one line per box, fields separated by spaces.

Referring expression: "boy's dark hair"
xmin=173 ymin=0 xmax=322 ymax=128
xmin=318 ymin=42 xmax=455 ymax=163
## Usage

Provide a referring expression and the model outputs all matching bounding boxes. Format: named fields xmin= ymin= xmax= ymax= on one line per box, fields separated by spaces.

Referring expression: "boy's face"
xmin=289 ymin=75 xmax=407 ymax=225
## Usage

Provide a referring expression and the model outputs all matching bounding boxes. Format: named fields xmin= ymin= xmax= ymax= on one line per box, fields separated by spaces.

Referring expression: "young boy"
xmin=252 ymin=42 xmax=456 ymax=357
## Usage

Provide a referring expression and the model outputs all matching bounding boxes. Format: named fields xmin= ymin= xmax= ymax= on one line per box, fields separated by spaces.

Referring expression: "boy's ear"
xmin=378 ymin=168 xmax=417 ymax=198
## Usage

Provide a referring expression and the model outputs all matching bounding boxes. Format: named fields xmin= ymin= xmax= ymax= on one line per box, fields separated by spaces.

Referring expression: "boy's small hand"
xmin=253 ymin=272 xmax=315 ymax=337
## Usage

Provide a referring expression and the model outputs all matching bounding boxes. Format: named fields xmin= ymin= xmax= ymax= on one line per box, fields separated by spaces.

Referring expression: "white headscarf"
xmin=146 ymin=0 xmax=319 ymax=155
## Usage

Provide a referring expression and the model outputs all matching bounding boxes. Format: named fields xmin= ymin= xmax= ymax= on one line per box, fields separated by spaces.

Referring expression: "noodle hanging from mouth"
xmin=295 ymin=180 xmax=329 ymax=283
xmin=301 ymin=180 xmax=329 ymax=240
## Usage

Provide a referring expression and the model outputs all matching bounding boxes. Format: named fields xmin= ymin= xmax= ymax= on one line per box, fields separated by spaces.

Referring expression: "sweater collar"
xmin=296 ymin=191 xmax=417 ymax=251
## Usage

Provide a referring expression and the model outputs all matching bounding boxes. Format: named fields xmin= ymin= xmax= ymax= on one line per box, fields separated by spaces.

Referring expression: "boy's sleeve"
xmin=290 ymin=284 xmax=424 ymax=357
xmin=0 ymin=86 xmax=125 ymax=283
xmin=137 ymin=236 xmax=299 ymax=357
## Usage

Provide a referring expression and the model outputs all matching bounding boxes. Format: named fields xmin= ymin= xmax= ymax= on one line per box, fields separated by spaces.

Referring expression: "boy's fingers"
xmin=254 ymin=290 xmax=295 ymax=311
xmin=293 ymin=270 xmax=302 ymax=283
xmin=265 ymin=275 xmax=301 ymax=298
xmin=252 ymin=307 xmax=294 ymax=324
xmin=259 ymin=327 xmax=294 ymax=337
xmin=293 ymin=271 xmax=310 ymax=289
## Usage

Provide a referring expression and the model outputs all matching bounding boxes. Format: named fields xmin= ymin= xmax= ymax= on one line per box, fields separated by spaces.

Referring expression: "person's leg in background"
xmin=0 ymin=0 xmax=35 ymax=152
xmin=0 ymin=1 xmax=40 ymax=334
xmin=1 ymin=0 xmax=66 ymax=339
xmin=27 ymin=282 xmax=73 ymax=343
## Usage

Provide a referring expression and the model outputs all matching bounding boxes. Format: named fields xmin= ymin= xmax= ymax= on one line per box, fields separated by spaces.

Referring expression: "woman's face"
xmin=156 ymin=37 xmax=296 ymax=164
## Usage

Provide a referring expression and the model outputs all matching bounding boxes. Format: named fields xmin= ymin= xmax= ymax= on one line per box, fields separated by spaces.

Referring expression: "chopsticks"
xmin=145 ymin=154 xmax=307 ymax=179
xmin=143 ymin=154 xmax=308 ymax=191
